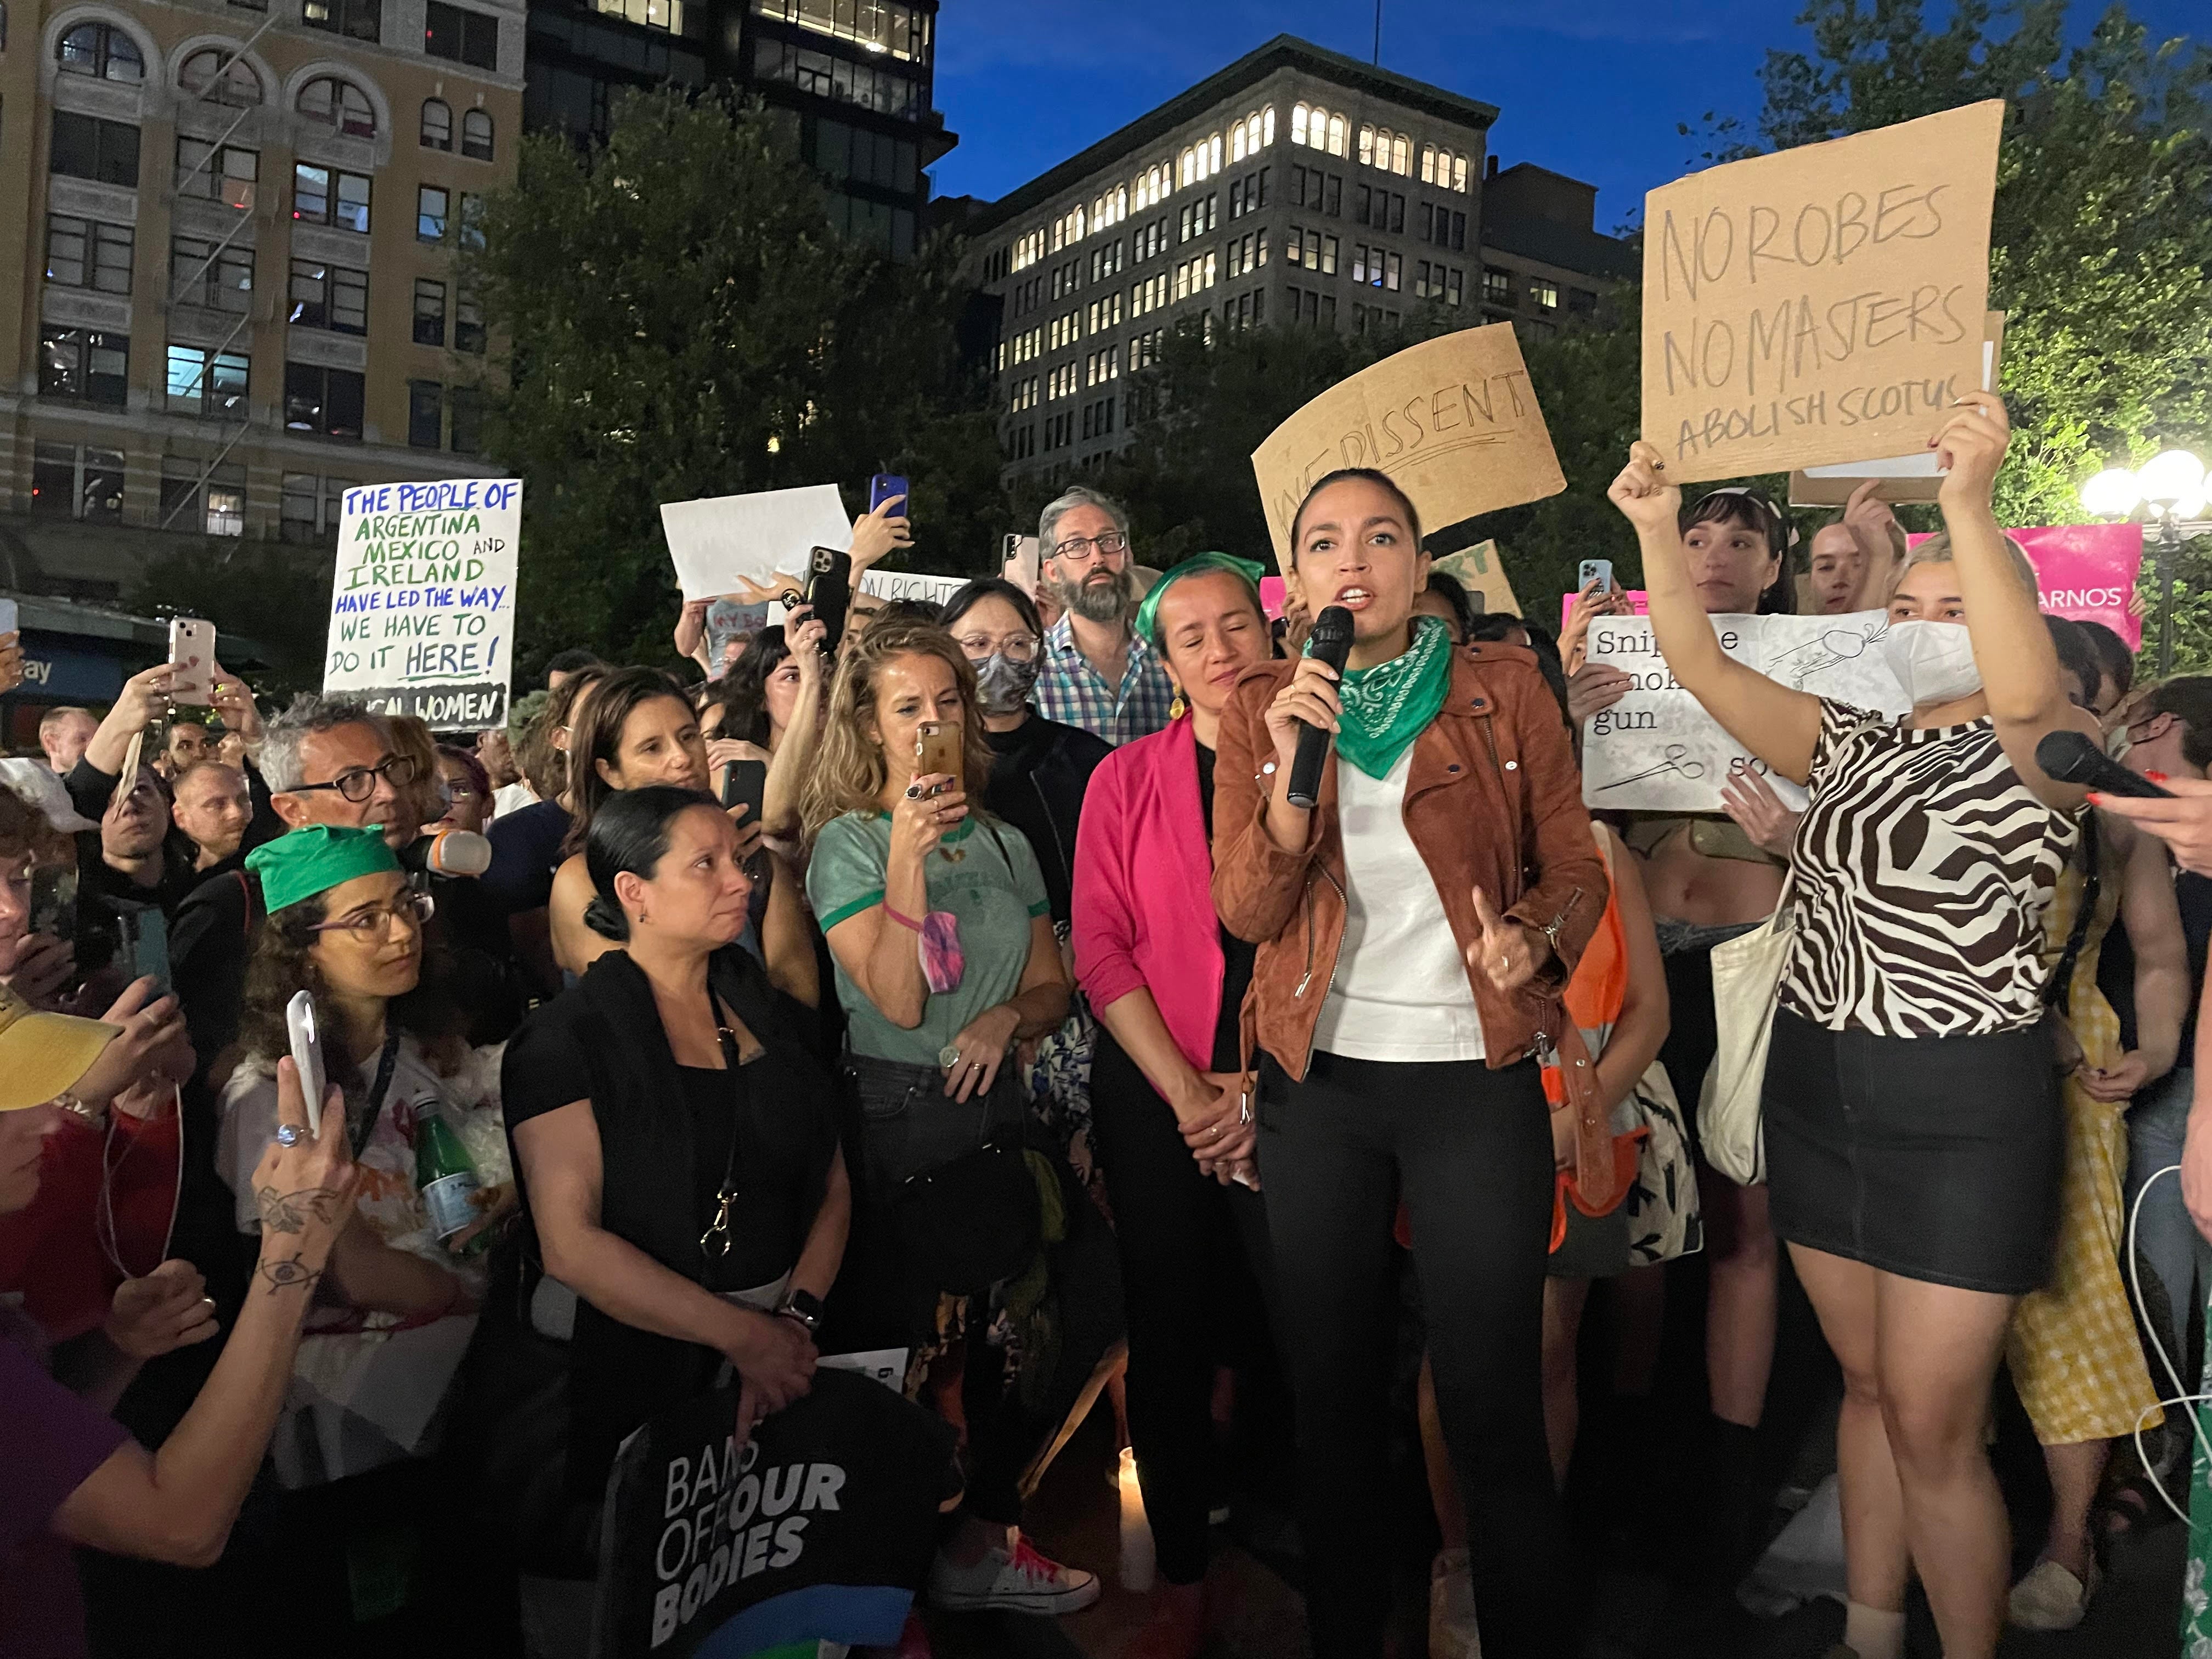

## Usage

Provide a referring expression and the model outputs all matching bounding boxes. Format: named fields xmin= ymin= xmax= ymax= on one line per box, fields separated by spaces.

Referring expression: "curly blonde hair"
xmin=799 ymin=617 xmax=995 ymax=843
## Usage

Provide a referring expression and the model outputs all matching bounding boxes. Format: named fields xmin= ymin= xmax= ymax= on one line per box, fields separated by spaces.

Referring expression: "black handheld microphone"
xmin=2034 ymin=730 xmax=2174 ymax=799
xmin=1286 ymin=605 xmax=1355 ymax=810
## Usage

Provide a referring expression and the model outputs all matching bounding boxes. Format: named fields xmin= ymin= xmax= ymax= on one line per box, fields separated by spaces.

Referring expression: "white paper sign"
xmin=1581 ymin=611 xmax=1910 ymax=811
xmin=816 ymin=1347 xmax=909 ymax=1393
xmin=325 ymin=478 xmax=521 ymax=730
xmin=860 ymin=568 xmax=967 ymax=607
xmin=659 ymin=484 xmax=853 ymax=601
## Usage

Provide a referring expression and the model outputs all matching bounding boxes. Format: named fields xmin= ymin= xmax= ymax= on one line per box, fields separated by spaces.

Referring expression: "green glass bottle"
xmin=414 ymin=1098 xmax=487 ymax=1255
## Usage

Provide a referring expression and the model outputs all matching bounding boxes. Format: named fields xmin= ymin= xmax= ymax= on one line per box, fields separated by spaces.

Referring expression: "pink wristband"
xmin=881 ymin=904 xmax=925 ymax=933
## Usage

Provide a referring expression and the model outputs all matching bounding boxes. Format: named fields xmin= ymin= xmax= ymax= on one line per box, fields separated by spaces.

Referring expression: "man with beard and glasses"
xmin=1032 ymin=486 xmax=1175 ymax=747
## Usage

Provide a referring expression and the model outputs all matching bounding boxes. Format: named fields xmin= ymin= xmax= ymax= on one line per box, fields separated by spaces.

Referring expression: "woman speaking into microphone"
xmin=1213 ymin=468 xmax=1608 ymax=1657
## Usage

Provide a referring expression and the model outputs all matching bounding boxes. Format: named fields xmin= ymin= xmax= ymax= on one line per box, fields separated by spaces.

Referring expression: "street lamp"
xmin=2080 ymin=448 xmax=2209 ymax=678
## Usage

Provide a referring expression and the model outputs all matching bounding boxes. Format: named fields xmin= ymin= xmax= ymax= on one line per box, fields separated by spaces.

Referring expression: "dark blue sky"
xmin=929 ymin=0 xmax=2200 ymax=233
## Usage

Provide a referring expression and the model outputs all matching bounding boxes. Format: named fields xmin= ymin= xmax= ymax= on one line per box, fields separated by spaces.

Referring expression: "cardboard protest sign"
xmin=592 ymin=1372 xmax=953 ymax=1659
xmin=1580 ymin=611 xmax=1910 ymax=811
xmin=1432 ymin=540 xmax=1522 ymax=617
xmin=324 ymin=478 xmax=520 ymax=729
xmin=1641 ymin=100 xmax=2004 ymax=483
xmin=1251 ymin=324 xmax=1565 ymax=566
xmin=1790 ymin=313 xmax=2006 ymax=504
xmin=1906 ymin=523 xmax=2145 ymax=651
xmin=660 ymin=485 xmax=853 ymax=602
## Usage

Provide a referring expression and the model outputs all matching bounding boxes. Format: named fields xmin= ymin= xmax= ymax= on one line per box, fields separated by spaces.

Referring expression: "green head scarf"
xmin=246 ymin=825 xmax=402 ymax=915
xmin=1133 ymin=552 xmax=1269 ymax=650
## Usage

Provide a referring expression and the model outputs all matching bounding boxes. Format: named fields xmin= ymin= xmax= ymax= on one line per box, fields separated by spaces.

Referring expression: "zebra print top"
xmin=1778 ymin=700 xmax=2080 ymax=1039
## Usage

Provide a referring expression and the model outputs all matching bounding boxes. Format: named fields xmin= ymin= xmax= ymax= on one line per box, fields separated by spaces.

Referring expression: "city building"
xmin=1477 ymin=160 xmax=1634 ymax=334
xmin=0 ymin=0 xmax=521 ymax=603
xmin=522 ymin=0 xmax=951 ymax=258
xmin=956 ymin=34 xmax=1630 ymax=478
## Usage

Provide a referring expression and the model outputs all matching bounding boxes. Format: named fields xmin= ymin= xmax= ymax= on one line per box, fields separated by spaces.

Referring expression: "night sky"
xmin=929 ymin=0 xmax=2202 ymax=232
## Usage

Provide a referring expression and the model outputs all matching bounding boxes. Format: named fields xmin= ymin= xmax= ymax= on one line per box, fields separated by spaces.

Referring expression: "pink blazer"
xmin=1072 ymin=716 xmax=1224 ymax=1072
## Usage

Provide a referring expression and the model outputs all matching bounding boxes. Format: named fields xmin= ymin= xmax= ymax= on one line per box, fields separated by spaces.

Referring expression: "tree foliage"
xmin=129 ymin=539 xmax=335 ymax=700
xmin=464 ymin=91 xmax=1000 ymax=674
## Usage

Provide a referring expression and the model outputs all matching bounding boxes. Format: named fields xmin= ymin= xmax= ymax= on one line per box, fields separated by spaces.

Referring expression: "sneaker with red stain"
xmin=927 ymin=1532 xmax=1100 ymax=1615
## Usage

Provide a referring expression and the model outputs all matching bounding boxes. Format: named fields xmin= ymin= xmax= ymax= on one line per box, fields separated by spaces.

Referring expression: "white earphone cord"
xmin=2126 ymin=1163 xmax=2209 ymax=1527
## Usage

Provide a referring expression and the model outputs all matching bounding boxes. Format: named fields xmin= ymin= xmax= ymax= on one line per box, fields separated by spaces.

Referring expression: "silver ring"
xmin=273 ymin=1124 xmax=304 ymax=1147
xmin=938 ymin=1044 xmax=962 ymax=1069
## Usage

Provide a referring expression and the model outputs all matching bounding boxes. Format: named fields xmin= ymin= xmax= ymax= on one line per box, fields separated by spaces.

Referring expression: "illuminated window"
xmin=1263 ymin=107 xmax=1276 ymax=146
xmin=1326 ymin=114 xmax=1346 ymax=156
xmin=1292 ymin=103 xmax=1310 ymax=145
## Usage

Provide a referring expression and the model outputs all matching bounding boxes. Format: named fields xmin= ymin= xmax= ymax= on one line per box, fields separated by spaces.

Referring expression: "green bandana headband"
xmin=1313 ymin=613 xmax=1455 ymax=780
xmin=246 ymin=825 xmax=401 ymax=914
xmin=1133 ymin=552 xmax=1268 ymax=649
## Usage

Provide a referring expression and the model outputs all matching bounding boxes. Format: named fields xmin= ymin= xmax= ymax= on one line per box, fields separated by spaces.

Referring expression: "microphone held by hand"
xmin=1288 ymin=605 xmax=1355 ymax=810
xmin=2034 ymin=730 xmax=2174 ymax=799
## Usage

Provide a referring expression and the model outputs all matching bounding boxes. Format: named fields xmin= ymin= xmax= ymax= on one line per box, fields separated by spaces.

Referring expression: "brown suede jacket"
xmin=1211 ymin=635 xmax=1607 ymax=1103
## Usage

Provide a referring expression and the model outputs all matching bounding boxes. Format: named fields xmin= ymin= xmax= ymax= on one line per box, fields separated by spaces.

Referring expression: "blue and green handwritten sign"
xmin=324 ymin=478 xmax=520 ymax=729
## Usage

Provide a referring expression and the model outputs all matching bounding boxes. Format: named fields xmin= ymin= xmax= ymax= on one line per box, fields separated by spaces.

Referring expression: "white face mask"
xmin=1881 ymin=619 xmax=1983 ymax=709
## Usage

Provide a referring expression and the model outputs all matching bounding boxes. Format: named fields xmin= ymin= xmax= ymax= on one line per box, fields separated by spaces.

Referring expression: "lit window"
xmin=1391 ymin=135 xmax=1409 ymax=175
xmin=1232 ymin=122 xmax=1246 ymax=164
xmin=1532 ymin=279 xmax=1559 ymax=309
xmin=165 ymin=343 xmax=250 ymax=418
xmin=1421 ymin=145 xmax=1436 ymax=184
xmin=297 ymin=76 xmax=376 ymax=138
xmin=1358 ymin=125 xmax=1374 ymax=167
xmin=1263 ymin=107 xmax=1276 ymax=146
xmin=39 ymin=327 xmax=131 ymax=406
xmin=421 ymin=98 xmax=453 ymax=150
xmin=1327 ymin=114 xmax=1346 ymax=156
xmin=1292 ymin=103 xmax=1309 ymax=145
xmin=1453 ymin=155 xmax=1469 ymax=191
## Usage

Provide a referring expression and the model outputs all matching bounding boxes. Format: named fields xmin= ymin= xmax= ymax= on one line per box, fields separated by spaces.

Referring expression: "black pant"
xmin=1257 ymin=1048 xmax=1563 ymax=1659
xmin=1090 ymin=1032 xmax=1276 ymax=1585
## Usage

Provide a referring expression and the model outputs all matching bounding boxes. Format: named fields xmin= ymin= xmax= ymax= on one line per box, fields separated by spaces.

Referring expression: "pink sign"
xmin=1905 ymin=523 xmax=2144 ymax=651
xmin=1560 ymin=589 xmax=1651 ymax=631
xmin=1260 ymin=576 xmax=1286 ymax=620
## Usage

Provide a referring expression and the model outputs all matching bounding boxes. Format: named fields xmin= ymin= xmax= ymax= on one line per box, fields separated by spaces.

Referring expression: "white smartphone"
xmin=286 ymin=990 xmax=327 ymax=1139
xmin=168 ymin=617 xmax=216 ymax=706
xmin=0 ymin=598 xmax=19 ymax=636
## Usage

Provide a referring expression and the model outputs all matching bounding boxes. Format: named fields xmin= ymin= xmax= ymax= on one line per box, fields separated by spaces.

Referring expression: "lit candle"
xmin=1117 ymin=1446 xmax=1155 ymax=1593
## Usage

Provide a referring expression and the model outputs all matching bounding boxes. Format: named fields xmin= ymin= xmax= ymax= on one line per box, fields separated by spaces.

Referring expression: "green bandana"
xmin=1318 ymin=613 xmax=1454 ymax=780
xmin=246 ymin=825 xmax=401 ymax=914
xmin=1133 ymin=552 xmax=1268 ymax=650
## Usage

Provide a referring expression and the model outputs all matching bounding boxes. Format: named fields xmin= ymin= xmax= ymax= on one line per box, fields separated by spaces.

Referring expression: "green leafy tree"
xmin=464 ymin=91 xmax=999 ymax=674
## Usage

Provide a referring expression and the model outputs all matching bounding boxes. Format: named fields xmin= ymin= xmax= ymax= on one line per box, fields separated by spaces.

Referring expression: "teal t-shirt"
xmin=806 ymin=811 xmax=1051 ymax=1068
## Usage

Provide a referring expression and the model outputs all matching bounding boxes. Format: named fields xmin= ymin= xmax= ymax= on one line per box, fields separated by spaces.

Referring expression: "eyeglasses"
xmin=290 ymin=754 xmax=422 ymax=804
xmin=441 ymin=782 xmax=479 ymax=802
xmin=953 ymin=633 xmax=1039 ymax=663
xmin=1051 ymin=531 xmax=1129 ymax=563
xmin=309 ymin=889 xmax=435 ymax=941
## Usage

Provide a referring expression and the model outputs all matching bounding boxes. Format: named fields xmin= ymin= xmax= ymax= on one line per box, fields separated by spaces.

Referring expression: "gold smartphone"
xmin=913 ymin=721 xmax=962 ymax=793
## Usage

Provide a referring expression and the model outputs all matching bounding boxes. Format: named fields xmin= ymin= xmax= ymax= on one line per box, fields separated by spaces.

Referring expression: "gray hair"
xmin=1037 ymin=485 xmax=1130 ymax=560
xmin=259 ymin=692 xmax=388 ymax=793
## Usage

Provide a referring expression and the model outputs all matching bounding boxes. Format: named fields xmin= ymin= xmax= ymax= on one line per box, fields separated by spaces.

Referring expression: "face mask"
xmin=1880 ymin=619 xmax=1983 ymax=708
xmin=2105 ymin=723 xmax=2133 ymax=760
xmin=972 ymin=652 xmax=1039 ymax=715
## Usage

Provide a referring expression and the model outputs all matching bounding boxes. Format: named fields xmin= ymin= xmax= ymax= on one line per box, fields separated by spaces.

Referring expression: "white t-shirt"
xmin=1311 ymin=748 xmax=1486 ymax=1063
xmin=490 ymin=781 xmax=537 ymax=822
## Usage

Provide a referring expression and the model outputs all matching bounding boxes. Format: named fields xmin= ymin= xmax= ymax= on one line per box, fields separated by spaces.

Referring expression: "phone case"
xmin=286 ymin=990 xmax=326 ymax=1139
xmin=169 ymin=618 xmax=216 ymax=705
xmin=913 ymin=721 xmax=961 ymax=789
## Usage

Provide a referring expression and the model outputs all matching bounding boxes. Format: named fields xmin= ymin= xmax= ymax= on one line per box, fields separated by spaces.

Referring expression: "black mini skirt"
xmin=1762 ymin=1006 xmax=2063 ymax=1295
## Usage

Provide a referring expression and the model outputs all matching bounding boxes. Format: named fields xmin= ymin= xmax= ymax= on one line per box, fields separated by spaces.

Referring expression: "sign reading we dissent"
xmin=324 ymin=477 xmax=520 ymax=730
xmin=1250 ymin=324 xmax=1565 ymax=567
xmin=1641 ymin=100 xmax=2004 ymax=483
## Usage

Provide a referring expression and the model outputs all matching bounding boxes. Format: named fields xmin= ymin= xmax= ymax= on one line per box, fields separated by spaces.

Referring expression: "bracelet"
xmin=54 ymin=1092 xmax=103 ymax=1128
xmin=881 ymin=904 xmax=924 ymax=933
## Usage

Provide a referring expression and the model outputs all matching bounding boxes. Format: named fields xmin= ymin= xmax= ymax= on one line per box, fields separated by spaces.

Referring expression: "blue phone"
xmin=868 ymin=474 xmax=910 ymax=520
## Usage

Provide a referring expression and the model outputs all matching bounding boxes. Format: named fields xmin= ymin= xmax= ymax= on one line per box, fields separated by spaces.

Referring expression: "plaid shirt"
xmin=1034 ymin=614 xmax=1176 ymax=747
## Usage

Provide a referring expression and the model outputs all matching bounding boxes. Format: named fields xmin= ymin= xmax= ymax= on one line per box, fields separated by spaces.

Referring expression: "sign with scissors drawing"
xmin=1581 ymin=611 xmax=1910 ymax=811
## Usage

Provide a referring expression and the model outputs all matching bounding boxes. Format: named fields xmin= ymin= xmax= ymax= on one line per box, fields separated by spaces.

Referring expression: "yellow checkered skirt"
xmin=2006 ymin=852 xmax=2161 ymax=1447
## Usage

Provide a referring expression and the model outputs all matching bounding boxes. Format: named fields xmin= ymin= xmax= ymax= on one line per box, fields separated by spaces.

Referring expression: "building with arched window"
xmin=0 ymin=0 xmax=522 ymax=599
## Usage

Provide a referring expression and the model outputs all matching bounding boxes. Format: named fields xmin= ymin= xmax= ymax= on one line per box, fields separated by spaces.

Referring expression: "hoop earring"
xmin=1168 ymin=691 xmax=1188 ymax=721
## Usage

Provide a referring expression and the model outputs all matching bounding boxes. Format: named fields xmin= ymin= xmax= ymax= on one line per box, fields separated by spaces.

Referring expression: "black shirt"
xmin=2098 ymin=864 xmax=2212 ymax=1059
xmin=1195 ymin=740 xmax=1257 ymax=1073
xmin=983 ymin=713 xmax=1111 ymax=928
xmin=483 ymin=799 xmax=572 ymax=915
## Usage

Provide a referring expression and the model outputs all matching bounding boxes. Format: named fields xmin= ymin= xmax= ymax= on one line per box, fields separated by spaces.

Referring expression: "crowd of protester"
xmin=9 ymin=409 xmax=2212 ymax=1659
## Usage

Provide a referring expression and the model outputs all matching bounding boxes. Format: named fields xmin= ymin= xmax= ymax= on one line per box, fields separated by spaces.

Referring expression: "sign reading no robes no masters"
xmin=324 ymin=478 xmax=521 ymax=730
xmin=1641 ymin=100 xmax=2004 ymax=483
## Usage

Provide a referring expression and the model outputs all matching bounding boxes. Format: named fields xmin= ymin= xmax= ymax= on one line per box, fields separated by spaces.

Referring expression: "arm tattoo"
xmin=256 ymin=1251 xmax=324 ymax=1296
xmin=255 ymin=1186 xmax=344 ymax=1234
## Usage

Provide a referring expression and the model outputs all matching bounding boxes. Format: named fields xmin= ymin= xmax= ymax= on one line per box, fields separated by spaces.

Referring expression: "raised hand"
xmin=1933 ymin=393 xmax=2012 ymax=507
xmin=1607 ymin=441 xmax=1681 ymax=534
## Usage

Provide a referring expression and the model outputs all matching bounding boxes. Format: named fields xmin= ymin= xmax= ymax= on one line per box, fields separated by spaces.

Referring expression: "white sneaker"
xmin=2007 ymin=1556 xmax=2098 ymax=1630
xmin=928 ymin=1534 xmax=1102 ymax=1616
xmin=1428 ymin=1548 xmax=1482 ymax=1659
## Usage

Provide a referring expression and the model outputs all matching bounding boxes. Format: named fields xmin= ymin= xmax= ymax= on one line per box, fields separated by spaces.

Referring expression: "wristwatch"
xmin=776 ymin=1289 xmax=825 ymax=1336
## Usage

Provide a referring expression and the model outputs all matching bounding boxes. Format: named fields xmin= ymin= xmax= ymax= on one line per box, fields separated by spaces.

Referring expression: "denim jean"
xmin=2125 ymin=1066 xmax=2211 ymax=1391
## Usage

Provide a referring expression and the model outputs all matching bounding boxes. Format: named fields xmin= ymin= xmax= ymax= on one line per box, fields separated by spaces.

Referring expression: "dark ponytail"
xmin=583 ymin=783 xmax=720 ymax=940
